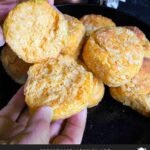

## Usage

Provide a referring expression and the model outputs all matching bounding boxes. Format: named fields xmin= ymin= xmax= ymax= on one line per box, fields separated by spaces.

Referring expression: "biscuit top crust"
xmin=25 ymin=55 xmax=93 ymax=109
xmin=3 ymin=0 xmax=68 ymax=63
xmin=94 ymin=27 xmax=143 ymax=66
xmin=64 ymin=14 xmax=85 ymax=36
xmin=83 ymin=27 xmax=144 ymax=87
xmin=119 ymin=58 xmax=150 ymax=95
xmin=125 ymin=26 xmax=146 ymax=41
xmin=80 ymin=14 xmax=116 ymax=36
xmin=125 ymin=26 xmax=150 ymax=58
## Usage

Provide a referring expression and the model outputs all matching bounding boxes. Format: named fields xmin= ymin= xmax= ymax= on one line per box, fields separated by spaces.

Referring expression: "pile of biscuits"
xmin=1 ymin=0 xmax=150 ymax=120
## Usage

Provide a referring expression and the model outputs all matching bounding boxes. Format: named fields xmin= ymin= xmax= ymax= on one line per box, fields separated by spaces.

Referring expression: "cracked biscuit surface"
xmin=80 ymin=14 xmax=116 ymax=38
xmin=110 ymin=58 xmax=150 ymax=117
xmin=62 ymin=14 xmax=85 ymax=59
xmin=126 ymin=26 xmax=150 ymax=58
xmin=1 ymin=45 xmax=31 ymax=84
xmin=3 ymin=0 xmax=68 ymax=63
xmin=25 ymin=55 xmax=104 ymax=120
xmin=83 ymin=27 xmax=144 ymax=87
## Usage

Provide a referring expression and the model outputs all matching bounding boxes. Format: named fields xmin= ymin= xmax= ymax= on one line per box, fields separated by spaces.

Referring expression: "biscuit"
xmin=80 ymin=14 xmax=116 ymax=38
xmin=25 ymin=55 xmax=103 ymax=120
xmin=110 ymin=58 xmax=150 ymax=117
xmin=83 ymin=27 xmax=144 ymax=87
xmin=88 ymin=76 xmax=105 ymax=108
xmin=1 ymin=45 xmax=31 ymax=84
xmin=62 ymin=14 xmax=85 ymax=59
xmin=3 ymin=0 xmax=68 ymax=63
xmin=125 ymin=26 xmax=150 ymax=58
xmin=78 ymin=60 xmax=105 ymax=108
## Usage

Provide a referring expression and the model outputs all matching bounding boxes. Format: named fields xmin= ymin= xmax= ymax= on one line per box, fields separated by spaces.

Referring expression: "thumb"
xmin=0 ymin=26 xmax=5 ymax=47
xmin=15 ymin=106 xmax=53 ymax=144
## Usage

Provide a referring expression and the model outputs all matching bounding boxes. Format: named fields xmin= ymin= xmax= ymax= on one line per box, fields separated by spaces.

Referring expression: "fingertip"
xmin=48 ymin=0 xmax=54 ymax=5
xmin=34 ymin=106 xmax=53 ymax=123
xmin=0 ymin=27 xmax=5 ymax=47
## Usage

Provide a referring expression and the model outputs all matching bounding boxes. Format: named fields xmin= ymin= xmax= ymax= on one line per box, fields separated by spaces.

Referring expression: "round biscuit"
xmin=3 ymin=0 xmax=68 ymax=63
xmin=80 ymin=14 xmax=116 ymax=37
xmin=110 ymin=58 xmax=150 ymax=116
xmin=83 ymin=27 xmax=144 ymax=87
xmin=25 ymin=55 xmax=97 ymax=120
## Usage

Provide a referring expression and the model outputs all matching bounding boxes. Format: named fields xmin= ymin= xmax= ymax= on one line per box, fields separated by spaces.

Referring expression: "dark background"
xmin=56 ymin=0 xmax=150 ymax=26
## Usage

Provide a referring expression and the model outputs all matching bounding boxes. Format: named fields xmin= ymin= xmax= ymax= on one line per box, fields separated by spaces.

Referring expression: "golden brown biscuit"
xmin=110 ymin=58 xmax=150 ymax=117
xmin=25 ymin=55 xmax=103 ymax=120
xmin=62 ymin=14 xmax=85 ymax=59
xmin=88 ymin=76 xmax=105 ymax=108
xmin=125 ymin=26 xmax=150 ymax=58
xmin=78 ymin=60 xmax=105 ymax=108
xmin=80 ymin=14 xmax=116 ymax=37
xmin=83 ymin=27 xmax=144 ymax=87
xmin=1 ymin=45 xmax=31 ymax=84
xmin=3 ymin=0 xmax=68 ymax=63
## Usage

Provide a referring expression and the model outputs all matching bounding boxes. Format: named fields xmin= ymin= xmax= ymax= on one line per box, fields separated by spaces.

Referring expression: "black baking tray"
xmin=0 ymin=4 xmax=150 ymax=144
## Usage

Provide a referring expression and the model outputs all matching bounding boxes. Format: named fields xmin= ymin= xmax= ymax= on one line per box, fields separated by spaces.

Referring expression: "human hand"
xmin=0 ymin=86 xmax=87 ymax=144
xmin=0 ymin=0 xmax=54 ymax=47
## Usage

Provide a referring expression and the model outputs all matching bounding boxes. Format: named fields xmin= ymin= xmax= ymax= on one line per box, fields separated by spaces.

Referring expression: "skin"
xmin=0 ymin=0 xmax=87 ymax=144
xmin=0 ymin=87 xmax=87 ymax=144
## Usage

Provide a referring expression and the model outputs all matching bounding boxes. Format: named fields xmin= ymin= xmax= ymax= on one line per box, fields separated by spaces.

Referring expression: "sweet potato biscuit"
xmin=88 ymin=76 xmax=105 ymax=108
xmin=80 ymin=14 xmax=116 ymax=37
xmin=78 ymin=60 xmax=105 ymax=108
xmin=3 ymin=0 xmax=68 ymax=63
xmin=62 ymin=14 xmax=85 ymax=59
xmin=1 ymin=45 xmax=31 ymax=84
xmin=83 ymin=27 xmax=144 ymax=87
xmin=25 ymin=55 xmax=102 ymax=120
xmin=126 ymin=26 xmax=150 ymax=58
xmin=110 ymin=58 xmax=150 ymax=117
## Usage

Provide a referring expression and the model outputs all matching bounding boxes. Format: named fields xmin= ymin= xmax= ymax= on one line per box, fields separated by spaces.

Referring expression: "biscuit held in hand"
xmin=3 ymin=0 xmax=68 ymax=63
xmin=25 ymin=56 xmax=100 ymax=120
xmin=83 ymin=27 xmax=144 ymax=87
xmin=110 ymin=58 xmax=150 ymax=117
xmin=1 ymin=45 xmax=31 ymax=84
xmin=88 ymin=76 xmax=105 ymax=108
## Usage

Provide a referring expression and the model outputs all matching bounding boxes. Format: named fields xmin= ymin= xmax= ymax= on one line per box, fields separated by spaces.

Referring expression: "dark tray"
xmin=0 ymin=4 xmax=150 ymax=144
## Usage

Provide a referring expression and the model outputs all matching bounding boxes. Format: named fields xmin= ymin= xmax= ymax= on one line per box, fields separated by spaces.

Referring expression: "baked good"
xmin=125 ymin=26 xmax=150 ymax=58
xmin=25 ymin=55 xmax=104 ymax=120
xmin=78 ymin=60 xmax=105 ymax=108
xmin=80 ymin=14 xmax=116 ymax=38
xmin=62 ymin=14 xmax=85 ymax=59
xmin=83 ymin=27 xmax=144 ymax=87
xmin=88 ymin=76 xmax=105 ymax=108
xmin=3 ymin=0 xmax=68 ymax=63
xmin=1 ymin=45 xmax=31 ymax=84
xmin=110 ymin=58 xmax=150 ymax=117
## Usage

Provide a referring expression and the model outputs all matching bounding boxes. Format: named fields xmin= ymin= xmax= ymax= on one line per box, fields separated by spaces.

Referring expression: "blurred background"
xmin=55 ymin=0 xmax=150 ymax=26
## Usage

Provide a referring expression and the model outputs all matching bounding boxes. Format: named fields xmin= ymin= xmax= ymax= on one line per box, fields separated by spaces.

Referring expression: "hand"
xmin=0 ymin=0 xmax=54 ymax=47
xmin=0 ymin=86 xmax=87 ymax=144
